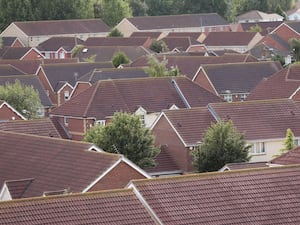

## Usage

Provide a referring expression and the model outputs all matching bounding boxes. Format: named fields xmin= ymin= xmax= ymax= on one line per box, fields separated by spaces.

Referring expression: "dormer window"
xmin=64 ymin=91 xmax=70 ymax=100
xmin=95 ymin=120 xmax=106 ymax=126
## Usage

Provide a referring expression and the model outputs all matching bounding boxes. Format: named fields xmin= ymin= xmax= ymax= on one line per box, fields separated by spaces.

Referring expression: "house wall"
xmin=247 ymin=33 xmax=263 ymax=50
xmin=37 ymin=69 xmax=58 ymax=105
xmin=115 ymin=19 xmax=139 ymax=37
xmin=193 ymin=70 xmax=217 ymax=95
xmin=0 ymin=23 xmax=29 ymax=47
xmin=0 ymin=104 xmax=24 ymax=121
xmin=248 ymin=139 xmax=285 ymax=162
xmin=22 ymin=49 xmax=43 ymax=60
xmin=89 ymin=161 xmax=146 ymax=191
xmin=273 ymin=24 xmax=300 ymax=42
xmin=205 ymin=45 xmax=249 ymax=53
xmin=152 ymin=116 xmax=194 ymax=172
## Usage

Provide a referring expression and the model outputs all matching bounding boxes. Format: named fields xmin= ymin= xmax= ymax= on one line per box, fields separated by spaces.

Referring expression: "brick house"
xmin=49 ymin=76 xmax=223 ymax=140
xmin=116 ymin=13 xmax=231 ymax=37
xmin=0 ymin=130 xmax=149 ymax=201
xmin=0 ymin=101 xmax=26 ymax=121
xmin=0 ymin=19 xmax=110 ymax=47
xmin=193 ymin=61 xmax=282 ymax=102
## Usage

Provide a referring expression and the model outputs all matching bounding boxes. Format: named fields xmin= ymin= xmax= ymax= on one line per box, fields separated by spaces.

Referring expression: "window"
xmin=95 ymin=120 xmax=106 ymax=126
xmin=240 ymin=94 xmax=248 ymax=101
xmin=64 ymin=91 xmax=70 ymax=101
xmin=224 ymin=94 xmax=233 ymax=102
xmin=64 ymin=117 xmax=69 ymax=126
xmin=249 ymin=142 xmax=265 ymax=154
xmin=294 ymin=139 xmax=300 ymax=146
xmin=140 ymin=114 xmax=145 ymax=125
xmin=59 ymin=52 xmax=65 ymax=59
xmin=45 ymin=52 xmax=50 ymax=59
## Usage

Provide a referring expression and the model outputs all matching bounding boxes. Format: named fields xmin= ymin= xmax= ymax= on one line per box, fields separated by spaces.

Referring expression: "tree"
xmin=94 ymin=0 xmax=132 ymax=27
xmin=0 ymin=37 xmax=2 ymax=48
xmin=289 ymin=38 xmax=300 ymax=61
xmin=282 ymin=128 xmax=296 ymax=153
xmin=247 ymin=24 xmax=263 ymax=32
xmin=149 ymin=39 xmax=168 ymax=53
xmin=191 ymin=120 xmax=251 ymax=172
xmin=84 ymin=112 xmax=159 ymax=168
xmin=107 ymin=28 xmax=123 ymax=37
xmin=112 ymin=51 xmax=130 ymax=67
xmin=144 ymin=55 xmax=180 ymax=77
xmin=129 ymin=0 xmax=148 ymax=16
xmin=82 ymin=54 xmax=97 ymax=63
xmin=0 ymin=80 xmax=43 ymax=119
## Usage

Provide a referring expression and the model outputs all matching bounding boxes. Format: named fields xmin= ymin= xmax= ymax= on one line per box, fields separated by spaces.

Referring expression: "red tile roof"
xmin=50 ymin=76 xmax=222 ymax=119
xmin=0 ymin=189 xmax=159 ymax=225
xmin=131 ymin=165 xmax=300 ymax=224
xmin=127 ymin=13 xmax=229 ymax=30
xmin=239 ymin=21 xmax=283 ymax=35
xmin=0 ymin=59 xmax=42 ymax=74
xmin=0 ymin=64 xmax=26 ymax=76
xmin=203 ymin=32 xmax=261 ymax=46
xmin=131 ymin=54 xmax=258 ymax=80
xmin=130 ymin=31 xmax=163 ymax=39
xmin=270 ymin=146 xmax=300 ymax=165
xmin=37 ymin=36 xmax=84 ymax=52
xmin=248 ymin=64 xmax=300 ymax=100
xmin=4 ymin=179 xmax=34 ymax=199
xmin=162 ymin=37 xmax=197 ymax=51
xmin=161 ymin=107 xmax=215 ymax=146
xmin=0 ymin=118 xmax=63 ymax=138
xmin=200 ymin=61 xmax=281 ymax=94
xmin=209 ymin=99 xmax=300 ymax=140
xmin=84 ymin=37 xmax=152 ymax=47
xmin=13 ymin=19 xmax=110 ymax=36
xmin=0 ymin=130 xmax=121 ymax=198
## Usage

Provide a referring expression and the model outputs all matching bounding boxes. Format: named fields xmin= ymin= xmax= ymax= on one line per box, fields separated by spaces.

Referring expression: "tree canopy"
xmin=144 ymin=56 xmax=180 ymax=77
xmin=0 ymin=0 xmax=295 ymax=31
xmin=107 ymin=28 xmax=124 ymax=37
xmin=84 ymin=112 xmax=159 ymax=168
xmin=0 ymin=80 xmax=43 ymax=119
xmin=191 ymin=120 xmax=251 ymax=172
xmin=149 ymin=40 xmax=168 ymax=53
xmin=289 ymin=38 xmax=300 ymax=62
xmin=112 ymin=51 xmax=130 ymax=67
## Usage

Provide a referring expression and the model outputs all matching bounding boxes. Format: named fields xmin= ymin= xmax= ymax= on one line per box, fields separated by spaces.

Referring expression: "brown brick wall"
xmin=89 ymin=161 xmax=146 ymax=191
xmin=273 ymin=24 xmax=300 ymax=42
xmin=22 ymin=49 xmax=42 ymax=60
xmin=152 ymin=116 xmax=194 ymax=172
xmin=0 ymin=104 xmax=24 ymax=120
xmin=194 ymin=70 xmax=218 ymax=95
xmin=71 ymin=83 xmax=91 ymax=98
xmin=12 ymin=40 xmax=24 ymax=47
xmin=58 ymin=85 xmax=73 ymax=106
xmin=37 ymin=69 xmax=57 ymax=105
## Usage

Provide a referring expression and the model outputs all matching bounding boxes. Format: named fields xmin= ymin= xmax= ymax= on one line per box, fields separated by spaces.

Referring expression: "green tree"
xmin=289 ymin=38 xmax=300 ymax=61
xmin=282 ymin=128 xmax=296 ymax=152
xmin=84 ymin=112 xmax=159 ymax=168
xmin=247 ymin=24 xmax=263 ymax=32
xmin=191 ymin=120 xmax=251 ymax=172
xmin=107 ymin=28 xmax=124 ymax=37
xmin=149 ymin=39 xmax=168 ymax=53
xmin=0 ymin=37 xmax=3 ymax=48
xmin=144 ymin=56 xmax=180 ymax=77
xmin=0 ymin=0 xmax=94 ymax=32
xmin=112 ymin=51 xmax=130 ymax=67
xmin=82 ymin=54 xmax=97 ymax=63
xmin=94 ymin=0 xmax=132 ymax=27
xmin=0 ymin=80 xmax=43 ymax=119
xmin=129 ymin=0 xmax=148 ymax=16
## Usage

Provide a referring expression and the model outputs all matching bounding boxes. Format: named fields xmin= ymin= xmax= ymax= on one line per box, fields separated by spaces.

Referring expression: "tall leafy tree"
xmin=289 ymin=38 xmax=300 ymax=61
xmin=149 ymin=39 xmax=168 ymax=53
xmin=191 ymin=120 xmax=251 ymax=172
xmin=0 ymin=80 xmax=43 ymax=119
xmin=84 ymin=112 xmax=159 ymax=168
xmin=94 ymin=0 xmax=132 ymax=27
xmin=107 ymin=28 xmax=124 ymax=37
xmin=129 ymin=0 xmax=148 ymax=16
xmin=282 ymin=128 xmax=296 ymax=152
xmin=144 ymin=56 xmax=180 ymax=77
xmin=112 ymin=51 xmax=130 ymax=67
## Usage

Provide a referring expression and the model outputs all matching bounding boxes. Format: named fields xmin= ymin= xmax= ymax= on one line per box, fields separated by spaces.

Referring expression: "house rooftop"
xmin=0 ymin=188 xmax=159 ymax=225
xmin=37 ymin=36 xmax=84 ymax=51
xmin=0 ymin=130 xmax=121 ymax=198
xmin=131 ymin=164 xmax=300 ymax=224
xmin=11 ymin=19 xmax=110 ymax=36
xmin=126 ymin=13 xmax=229 ymax=30
xmin=270 ymin=146 xmax=300 ymax=165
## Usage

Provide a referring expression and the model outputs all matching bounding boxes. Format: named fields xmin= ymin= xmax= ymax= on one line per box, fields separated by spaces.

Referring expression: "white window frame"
xmin=249 ymin=142 xmax=265 ymax=154
xmin=64 ymin=91 xmax=70 ymax=101
xmin=95 ymin=120 xmax=106 ymax=126
xmin=224 ymin=94 xmax=233 ymax=102
xmin=64 ymin=117 xmax=69 ymax=126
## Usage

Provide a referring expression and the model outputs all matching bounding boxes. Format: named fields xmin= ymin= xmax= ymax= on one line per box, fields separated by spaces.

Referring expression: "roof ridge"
xmin=132 ymin=164 xmax=300 ymax=185
xmin=14 ymin=18 xmax=103 ymax=24
xmin=0 ymin=188 xmax=134 ymax=204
